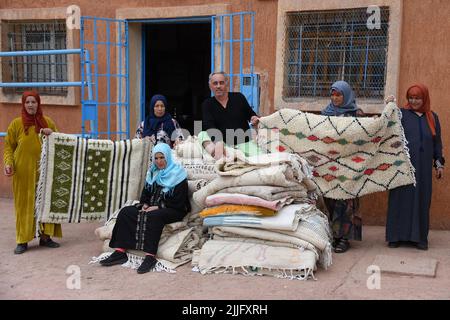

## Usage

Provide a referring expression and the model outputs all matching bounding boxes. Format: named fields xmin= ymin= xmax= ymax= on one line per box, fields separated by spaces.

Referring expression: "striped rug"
xmin=35 ymin=133 xmax=152 ymax=223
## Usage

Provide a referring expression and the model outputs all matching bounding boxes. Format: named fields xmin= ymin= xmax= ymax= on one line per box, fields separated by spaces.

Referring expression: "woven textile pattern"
xmin=257 ymin=103 xmax=415 ymax=199
xmin=35 ymin=133 xmax=152 ymax=223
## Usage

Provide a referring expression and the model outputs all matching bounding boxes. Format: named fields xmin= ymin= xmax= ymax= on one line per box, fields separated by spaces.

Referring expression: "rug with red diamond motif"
xmin=256 ymin=103 xmax=415 ymax=199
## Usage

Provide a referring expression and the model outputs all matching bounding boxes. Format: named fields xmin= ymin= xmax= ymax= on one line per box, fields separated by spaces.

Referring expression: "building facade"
xmin=1 ymin=0 xmax=449 ymax=228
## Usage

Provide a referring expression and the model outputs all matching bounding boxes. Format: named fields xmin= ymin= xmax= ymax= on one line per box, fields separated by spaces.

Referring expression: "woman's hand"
xmin=40 ymin=128 xmax=53 ymax=136
xmin=142 ymin=205 xmax=158 ymax=212
xmin=4 ymin=165 xmax=14 ymax=177
xmin=385 ymin=95 xmax=396 ymax=104
xmin=436 ymin=167 xmax=444 ymax=179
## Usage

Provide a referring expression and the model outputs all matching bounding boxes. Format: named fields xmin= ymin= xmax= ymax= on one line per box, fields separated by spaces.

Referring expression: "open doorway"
xmin=143 ymin=22 xmax=211 ymax=135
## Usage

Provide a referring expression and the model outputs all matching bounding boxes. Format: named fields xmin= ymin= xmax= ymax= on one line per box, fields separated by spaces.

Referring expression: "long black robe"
xmin=386 ymin=109 xmax=443 ymax=245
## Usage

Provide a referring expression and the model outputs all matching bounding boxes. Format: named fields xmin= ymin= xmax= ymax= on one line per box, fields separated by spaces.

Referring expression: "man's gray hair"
xmin=208 ymin=71 xmax=229 ymax=83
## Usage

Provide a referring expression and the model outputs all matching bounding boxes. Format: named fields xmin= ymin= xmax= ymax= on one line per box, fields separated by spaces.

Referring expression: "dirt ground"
xmin=1 ymin=197 xmax=450 ymax=301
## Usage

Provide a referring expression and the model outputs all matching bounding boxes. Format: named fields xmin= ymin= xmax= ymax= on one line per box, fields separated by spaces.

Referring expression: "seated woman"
xmin=135 ymin=94 xmax=184 ymax=147
xmin=321 ymin=80 xmax=364 ymax=253
xmin=100 ymin=143 xmax=190 ymax=274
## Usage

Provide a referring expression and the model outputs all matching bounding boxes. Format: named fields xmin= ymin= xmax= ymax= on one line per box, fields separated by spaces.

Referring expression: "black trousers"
xmin=109 ymin=205 xmax=187 ymax=255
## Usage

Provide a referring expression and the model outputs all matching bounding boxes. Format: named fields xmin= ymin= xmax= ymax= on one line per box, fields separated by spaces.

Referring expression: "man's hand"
xmin=250 ymin=116 xmax=260 ymax=127
xmin=204 ymin=141 xmax=215 ymax=156
xmin=213 ymin=141 xmax=226 ymax=160
xmin=4 ymin=165 xmax=14 ymax=177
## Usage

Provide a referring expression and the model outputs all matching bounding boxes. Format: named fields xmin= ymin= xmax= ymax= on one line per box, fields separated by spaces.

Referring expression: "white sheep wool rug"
xmin=35 ymin=133 xmax=152 ymax=223
xmin=257 ymin=103 xmax=415 ymax=199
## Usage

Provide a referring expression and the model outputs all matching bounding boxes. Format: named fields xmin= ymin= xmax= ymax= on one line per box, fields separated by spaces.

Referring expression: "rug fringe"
xmin=90 ymin=251 xmax=176 ymax=273
xmin=396 ymin=105 xmax=416 ymax=186
xmin=199 ymin=264 xmax=316 ymax=281
xmin=34 ymin=134 xmax=49 ymax=238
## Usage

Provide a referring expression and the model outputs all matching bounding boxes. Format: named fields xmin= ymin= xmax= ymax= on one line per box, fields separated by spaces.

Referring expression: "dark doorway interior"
xmin=144 ymin=22 xmax=211 ymax=134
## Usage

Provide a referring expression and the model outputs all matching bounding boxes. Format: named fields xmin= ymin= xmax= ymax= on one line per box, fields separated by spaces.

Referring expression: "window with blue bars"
xmin=1 ymin=20 xmax=68 ymax=95
xmin=283 ymin=7 xmax=389 ymax=100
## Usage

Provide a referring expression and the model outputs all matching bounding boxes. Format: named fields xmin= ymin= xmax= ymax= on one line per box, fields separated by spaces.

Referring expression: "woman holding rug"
xmin=321 ymin=81 xmax=364 ymax=253
xmin=385 ymin=84 xmax=444 ymax=250
xmin=135 ymin=94 xmax=184 ymax=148
xmin=100 ymin=143 xmax=190 ymax=274
xmin=3 ymin=91 xmax=62 ymax=254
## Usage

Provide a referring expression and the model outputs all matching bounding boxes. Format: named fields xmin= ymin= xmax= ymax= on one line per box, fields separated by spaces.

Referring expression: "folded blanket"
xmin=193 ymin=164 xmax=302 ymax=208
xmin=217 ymin=185 xmax=308 ymax=201
xmin=192 ymin=240 xmax=317 ymax=280
xmin=200 ymin=204 xmax=276 ymax=218
xmin=210 ymin=227 xmax=320 ymax=261
xmin=205 ymin=193 xmax=292 ymax=211
xmin=188 ymin=179 xmax=210 ymax=196
xmin=202 ymin=203 xmax=310 ymax=231
xmin=215 ymin=151 xmax=312 ymax=177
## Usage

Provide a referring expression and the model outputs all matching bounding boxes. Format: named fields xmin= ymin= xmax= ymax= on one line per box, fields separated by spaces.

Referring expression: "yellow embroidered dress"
xmin=3 ymin=117 xmax=62 ymax=244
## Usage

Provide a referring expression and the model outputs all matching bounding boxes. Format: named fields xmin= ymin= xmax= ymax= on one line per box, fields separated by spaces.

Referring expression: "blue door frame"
xmin=80 ymin=16 xmax=129 ymax=140
xmin=137 ymin=12 xmax=258 ymax=125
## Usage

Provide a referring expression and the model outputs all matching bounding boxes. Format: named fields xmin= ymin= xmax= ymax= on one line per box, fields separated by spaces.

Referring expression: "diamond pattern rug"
xmin=257 ymin=103 xmax=415 ymax=199
xmin=35 ymin=133 xmax=152 ymax=223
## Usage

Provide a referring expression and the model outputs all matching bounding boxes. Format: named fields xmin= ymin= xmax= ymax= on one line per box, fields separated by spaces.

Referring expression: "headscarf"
xmin=145 ymin=143 xmax=187 ymax=194
xmin=142 ymin=94 xmax=176 ymax=140
xmin=403 ymin=83 xmax=436 ymax=137
xmin=321 ymin=81 xmax=360 ymax=116
xmin=21 ymin=91 xmax=48 ymax=134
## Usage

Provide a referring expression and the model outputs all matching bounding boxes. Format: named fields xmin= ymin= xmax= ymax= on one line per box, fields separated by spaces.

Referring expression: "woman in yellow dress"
xmin=3 ymin=91 xmax=62 ymax=254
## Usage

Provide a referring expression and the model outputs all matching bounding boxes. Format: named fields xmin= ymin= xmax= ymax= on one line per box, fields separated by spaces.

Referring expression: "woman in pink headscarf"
xmin=386 ymin=84 xmax=444 ymax=250
xmin=3 ymin=91 xmax=62 ymax=254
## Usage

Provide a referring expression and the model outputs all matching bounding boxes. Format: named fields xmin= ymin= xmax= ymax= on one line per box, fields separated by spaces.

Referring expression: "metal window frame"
xmin=2 ymin=20 xmax=69 ymax=95
xmin=283 ymin=8 xmax=389 ymax=99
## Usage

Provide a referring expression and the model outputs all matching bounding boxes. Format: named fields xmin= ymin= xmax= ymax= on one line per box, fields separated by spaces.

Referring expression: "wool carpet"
xmin=35 ymin=133 xmax=152 ymax=223
xmin=257 ymin=103 xmax=416 ymax=199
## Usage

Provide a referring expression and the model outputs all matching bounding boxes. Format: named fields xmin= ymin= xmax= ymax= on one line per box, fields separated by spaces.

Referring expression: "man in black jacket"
xmin=199 ymin=71 xmax=260 ymax=159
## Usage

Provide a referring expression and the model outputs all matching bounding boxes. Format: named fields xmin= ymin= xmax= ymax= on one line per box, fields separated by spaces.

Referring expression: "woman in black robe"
xmin=100 ymin=143 xmax=190 ymax=273
xmin=321 ymin=81 xmax=365 ymax=253
xmin=386 ymin=84 xmax=444 ymax=250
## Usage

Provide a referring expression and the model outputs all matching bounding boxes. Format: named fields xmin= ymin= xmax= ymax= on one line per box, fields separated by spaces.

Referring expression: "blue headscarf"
xmin=321 ymin=81 xmax=360 ymax=116
xmin=145 ymin=143 xmax=187 ymax=194
xmin=143 ymin=94 xmax=176 ymax=139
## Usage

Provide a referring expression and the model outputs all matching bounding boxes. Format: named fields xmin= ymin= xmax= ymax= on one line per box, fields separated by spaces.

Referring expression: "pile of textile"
xmin=191 ymin=151 xmax=333 ymax=280
xmin=92 ymin=136 xmax=215 ymax=272
xmin=92 ymin=199 xmax=206 ymax=272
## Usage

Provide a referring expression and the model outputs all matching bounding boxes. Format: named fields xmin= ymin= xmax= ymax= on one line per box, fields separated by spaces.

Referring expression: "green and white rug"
xmin=257 ymin=103 xmax=415 ymax=199
xmin=35 ymin=133 xmax=152 ymax=223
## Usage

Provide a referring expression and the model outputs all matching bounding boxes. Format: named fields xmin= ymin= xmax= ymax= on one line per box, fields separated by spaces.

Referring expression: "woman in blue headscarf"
xmin=100 ymin=143 xmax=189 ymax=274
xmin=135 ymin=94 xmax=184 ymax=147
xmin=321 ymin=81 xmax=364 ymax=253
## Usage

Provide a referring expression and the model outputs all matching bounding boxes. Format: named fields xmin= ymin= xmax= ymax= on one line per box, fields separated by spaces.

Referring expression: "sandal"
xmin=334 ymin=238 xmax=350 ymax=253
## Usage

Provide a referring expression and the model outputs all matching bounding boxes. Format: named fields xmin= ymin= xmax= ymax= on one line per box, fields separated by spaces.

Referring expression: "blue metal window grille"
xmin=80 ymin=17 xmax=129 ymax=139
xmin=212 ymin=12 xmax=259 ymax=113
xmin=1 ymin=20 xmax=68 ymax=95
xmin=283 ymin=7 xmax=389 ymax=99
